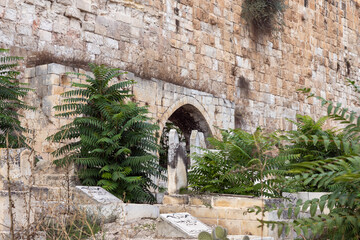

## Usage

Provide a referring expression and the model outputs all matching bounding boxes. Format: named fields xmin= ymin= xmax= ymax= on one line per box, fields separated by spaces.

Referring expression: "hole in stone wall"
xmin=235 ymin=110 xmax=244 ymax=129
xmin=238 ymin=76 xmax=249 ymax=97
xmin=175 ymin=19 xmax=180 ymax=33
xmin=345 ymin=58 xmax=351 ymax=75
xmin=174 ymin=7 xmax=179 ymax=15
xmin=304 ymin=0 xmax=308 ymax=7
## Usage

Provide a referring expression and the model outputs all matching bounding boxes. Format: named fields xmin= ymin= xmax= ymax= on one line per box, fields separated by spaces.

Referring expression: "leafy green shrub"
xmin=49 ymin=64 xmax=165 ymax=203
xmin=282 ymin=114 xmax=357 ymax=163
xmin=280 ymin=114 xmax=359 ymax=192
xmin=241 ymin=0 xmax=287 ymax=33
xmin=251 ymin=86 xmax=360 ymax=239
xmin=0 ymin=49 xmax=34 ymax=147
xmin=188 ymin=128 xmax=297 ymax=197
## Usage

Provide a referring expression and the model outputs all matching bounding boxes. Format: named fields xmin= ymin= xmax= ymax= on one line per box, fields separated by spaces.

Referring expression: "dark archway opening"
xmin=159 ymin=104 xmax=212 ymax=168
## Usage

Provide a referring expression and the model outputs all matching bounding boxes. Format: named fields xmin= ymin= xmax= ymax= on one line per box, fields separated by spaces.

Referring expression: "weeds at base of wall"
xmin=1 ymin=132 xmax=104 ymax=240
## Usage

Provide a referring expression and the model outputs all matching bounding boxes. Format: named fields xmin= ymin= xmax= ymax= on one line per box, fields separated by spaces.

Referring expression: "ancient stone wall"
xmin=1 ymin=0 xmax=359 ymax=132
xmin=21 ymin=63 xmax=234 ymax=167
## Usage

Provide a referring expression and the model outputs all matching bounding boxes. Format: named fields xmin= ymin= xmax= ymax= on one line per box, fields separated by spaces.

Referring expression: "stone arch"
xmin=158 ymin=96 xmax=217 ymax=146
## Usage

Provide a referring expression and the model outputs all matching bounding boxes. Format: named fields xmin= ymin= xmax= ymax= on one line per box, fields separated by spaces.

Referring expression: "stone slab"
xmin=159 ymin=212 xmax=211 ymax=238
xmin=75 ymin=186 xmax=123 ymax=204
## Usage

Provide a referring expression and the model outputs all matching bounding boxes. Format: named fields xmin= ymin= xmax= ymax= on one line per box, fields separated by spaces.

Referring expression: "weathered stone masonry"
xmin=1 ymin=0 xmax=359 ymax=132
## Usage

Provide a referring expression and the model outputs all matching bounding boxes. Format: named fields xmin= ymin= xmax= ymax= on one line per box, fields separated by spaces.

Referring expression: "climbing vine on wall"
xmin=241 ymin=0 xmax=287 ymax=34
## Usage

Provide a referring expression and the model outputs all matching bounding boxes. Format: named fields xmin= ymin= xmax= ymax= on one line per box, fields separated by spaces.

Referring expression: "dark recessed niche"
xmin=304 ymin=0 xmax=308 ymax=7
xmin=175 ymin=19 xmax=180 ymax=33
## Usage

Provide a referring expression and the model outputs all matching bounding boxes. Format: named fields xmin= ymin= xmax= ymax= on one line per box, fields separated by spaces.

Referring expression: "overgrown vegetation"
xmin=188 ymin=128 xmax=298 ymax=197
xmin=189 ymin=77 xmax=360 ymax=238
xmin=280 ymin=114 xmax=359 ymax=192
xmin=0 ymin=49 xmax=34 ymax=148
xmin=41 ymin=211 xmax=101 ymax=240
xmin=241 ymin=0 xmax=287 ymax=34
xmin=49 ymin=64 xmax=165 ymax=203
xmin=249 ymin=85 xmax=360 ymax=239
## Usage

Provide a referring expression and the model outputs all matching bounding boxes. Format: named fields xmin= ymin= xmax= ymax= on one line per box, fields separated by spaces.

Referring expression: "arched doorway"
xmin=167 ymin=104 xmax=212 ymax=148
xmin=159 ymin=102 xmax=213 ymax=168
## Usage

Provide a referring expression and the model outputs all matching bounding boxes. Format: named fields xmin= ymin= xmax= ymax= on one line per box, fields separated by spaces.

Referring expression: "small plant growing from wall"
xmin=241 ymin=0 xmax=287 ymax=34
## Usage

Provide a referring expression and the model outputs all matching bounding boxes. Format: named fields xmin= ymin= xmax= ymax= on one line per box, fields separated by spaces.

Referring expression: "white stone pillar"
xmin=167 ymin=129 xmax=187 ymax=194
xmin=189 ymin=130 xmax=206 ymax=167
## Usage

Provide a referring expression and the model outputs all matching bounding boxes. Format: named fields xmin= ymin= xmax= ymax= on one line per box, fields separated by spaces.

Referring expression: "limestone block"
xmin=87 ymin=43 xmax=101 ymax=54
xmin=187 ymin=206 xmax=219 ymax=219
xmin=4 ymin=8 xmax=16 ymax=21
xmin=65 ymin=6 xmax=82 ymax=20
xmin=76 ymin=0 xmax=92 ymax=12
xmin=83 ymin=22 xmax=95 ymax=32
xmin=124 ymin=204 xmax=159 ymax=222
xmin=48 ymin=63 xmax=66 ymax=75
xmin=35 ymin=64 xmax=48 ymax=76
xmin=104 ymin=37 xmax=118 ymax=49
xmin=39 ymin=18 xmax=53 ymax=31
xmin=53 ymin=16 xmax=69 ymax=33
xmin=162 ymin=195 xmax=189 ymax=205
xmin=213 ymin=196 xmax=263 ymax=208
xmin=24 ymin=67 xmax=36 ymax=78
xmin=38 ymin=30 xmax=52 ymax=42
xmin=84 ymin=31 xmax=104 ymax=45
xmin=17 ymin=24 xmax=32 ymax=36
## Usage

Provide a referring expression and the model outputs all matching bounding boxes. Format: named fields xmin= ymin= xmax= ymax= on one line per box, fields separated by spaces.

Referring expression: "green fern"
xmin=48 ymin=64 xmax=165 ymax=203
xmin=189 ymin=128 xmax=298 ymax=197
xmin=250 ymin=86 xmax=360 ymax=239
xmin=279 ymin=114 xmax=358 ymax=192
xmin=0 ymin=49 xmax=34 ymax=147
xmin=255 ymin=155 xmax=360 ymax=239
